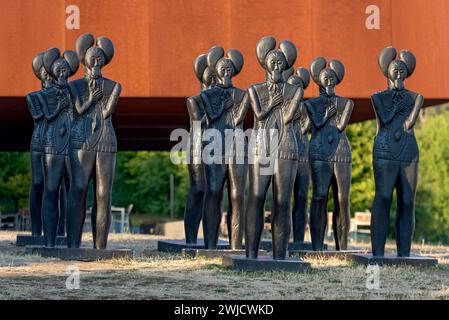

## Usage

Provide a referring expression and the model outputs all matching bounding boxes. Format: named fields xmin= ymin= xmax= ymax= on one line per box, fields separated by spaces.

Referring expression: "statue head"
xmin=76 ymin=33 xmax=115 ymax=79
xmin=32 ymin=52 xmax=54 ymax=89
xmin=256 ymin=36 xmax=297 ymax=83
xmin=194 ymin=53 xmax=217 ymax=91
xmin=378 ymin=47 xmax=416 ymax=91
xmin=204 ymin=46 xmax=243 ymax=88
xmin=284 ymin=66 xmax=310 ymax=90
xmin=43 ymin=48 xmax=79 ymax=88
xmin=310 ymin=57 xmax=345 ymax=96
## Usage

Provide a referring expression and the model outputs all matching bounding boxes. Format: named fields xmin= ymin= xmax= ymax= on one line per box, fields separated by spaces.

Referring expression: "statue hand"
xmin=90 ymin=89 xmax=103 ymax=103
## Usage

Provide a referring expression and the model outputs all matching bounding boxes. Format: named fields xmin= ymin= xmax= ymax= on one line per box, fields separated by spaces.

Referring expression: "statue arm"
xmin=69 ymin=84 xmax=91 ymax=115
xmin=26 ymin=94 xmax=44 ymax=121
xmin=336 ymin=99 xmax=354 ymax=132
xmin=102 ymin=83 xmax=122 ymax=119
xmin=371 ymin=94 xmax=395 ymax=125
xmin=305 ymin=100 xmax=328 ymax=129
xmin=405 ymin=94 xmax=424 ymax=130
xmin=200 ymin=91 xmax=222 ymax=123
xmin=283 ymin=87 xmax=303 ymax=124
xmin=248 ymin=87 xmax=270 ymax=120
xmin=234 ymin=93 xmax=249 ymax=126
xmin=300 ymin=103 xmax=311 ymax=135
xmin=37 ymin=94 xmax=60 ymax=122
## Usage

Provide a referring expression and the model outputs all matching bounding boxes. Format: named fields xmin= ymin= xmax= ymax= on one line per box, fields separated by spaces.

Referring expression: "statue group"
xmin=26 ymin=34 xmax=121 ymax=250
xmin=185 ymin=35 xmax=423 ymax=261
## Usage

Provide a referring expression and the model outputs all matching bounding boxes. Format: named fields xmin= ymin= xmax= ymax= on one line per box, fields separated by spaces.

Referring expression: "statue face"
xmin=216 ymin=58 xmax=234 ymax=87
xmin=388 ymin=60 xmax=407 ymax=90
xmin=40 ymin=67 xmax=53 ymax=89
xmin=319 ymin=68 xmax=337 ymax=96
xmin=266 ymin=51 xmax=286 ymax=83
xmin=202 ymin=67 xmax=217 ymax=90
xmin=51 ymin=58 xmax=70 ymax=87
xmin=85 ymin=47 xmax=105 ymax=79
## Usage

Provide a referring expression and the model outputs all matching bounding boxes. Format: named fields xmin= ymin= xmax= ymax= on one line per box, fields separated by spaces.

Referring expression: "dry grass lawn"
xmin=0 ymin=231 xmax=448 ymax=300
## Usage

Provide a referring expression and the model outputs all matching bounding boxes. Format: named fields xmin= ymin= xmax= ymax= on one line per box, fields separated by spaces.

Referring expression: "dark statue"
xmin=305 ymin=57 xmax=354 ymax=251
xmin=245 ymin=36 xmax=303 ymax=260
xmin=27 ymin=52 xmax=54 ymax=237
xmin=371 ymin=47 xmax=423 ymax=257
xmin=184 ymin=52 xmax=216 ymax=245
xmin=37 ymin=48 xmax=79 ymax=247
xmin=285 ymin=67 xmax=311 ymax=246
xmin=200 ymin=46 xmax=249 ymax=250
xmin=67 ymin=34 xmax=121 ymax=249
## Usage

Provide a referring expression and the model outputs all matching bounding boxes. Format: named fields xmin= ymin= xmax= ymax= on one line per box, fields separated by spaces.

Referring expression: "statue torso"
xmin=372 ymin=89 xmax=419 ymax=162
xmin=27 ymin=91 xmax=45 ymax=152
xmin=250 ymin=82 xmax=299 ymax=161
xmin=69 ymin=77 xmax=117 ymax=153
xmin=293 ymin=102 xmax=310 ymax=162
xmin=40 ymin=87 xmax=73 ymax=155
xmin=307 ymin=95 xmax=352 ymax=163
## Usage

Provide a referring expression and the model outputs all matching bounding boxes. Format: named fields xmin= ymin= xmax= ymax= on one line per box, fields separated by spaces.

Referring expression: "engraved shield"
xmin=388 ymin=117 xmax=407 ymax=159
xmin=85 ymin=103 xmax=103 ymax=149
xmin=320 ymin=123 xmax=340 ymax=159
xmin=53 ymin=110 xmax=70 ymax=154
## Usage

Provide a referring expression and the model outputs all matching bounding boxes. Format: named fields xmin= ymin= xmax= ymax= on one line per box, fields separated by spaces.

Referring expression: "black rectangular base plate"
xmin=290 ymin=249 xmax=368 ymax=259
xmin=26 ymin=246 xmax=133 ymax=262
xmin=182 ymin=248 xmax=269 ymax=258
xmin=222 ymin=254 xmax=311 ymax=273
xmin=16 ymin=235 xmax=67 ymax=246
xmin=348 ymin=253 xmax=438 ymax=267
xmin=259 ymin=240 xmax=327 ymax=252
xmin=157 ymin=239 xmax=229 ymax=253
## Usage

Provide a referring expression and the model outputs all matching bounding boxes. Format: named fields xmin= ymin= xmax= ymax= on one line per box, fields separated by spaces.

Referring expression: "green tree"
xmin=414 ymin=108 xmax=449 ymax=243
xmin=0 ymin=152 xmax=30 ymax=212
xmin=112 ymin=151 xmax=189 ymax=217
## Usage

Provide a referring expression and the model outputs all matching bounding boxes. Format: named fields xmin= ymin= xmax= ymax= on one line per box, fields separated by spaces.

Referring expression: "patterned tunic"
xmin=69 ymin=77 xmax=118 ymax=153
xmin=249 ymin=82 xmax=300 ymax=161
xmin=306 ymin=95 xmax=352 ymax=163
xmin=27 ymin=91 xmax=45 ymax=152
xmin=372 ymin=89 xmax=419 ymax=163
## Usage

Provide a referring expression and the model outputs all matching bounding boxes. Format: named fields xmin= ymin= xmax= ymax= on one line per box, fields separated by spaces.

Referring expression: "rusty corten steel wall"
xmin=0 ymin=0 xmax=448 ymax=150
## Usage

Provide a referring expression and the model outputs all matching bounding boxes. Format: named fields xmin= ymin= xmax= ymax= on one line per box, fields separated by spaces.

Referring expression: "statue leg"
xmin=56 ymin=158 xmax=70 ymax=237
xmin=227 ymin=161 xmax=248 ymax=250
xmin=292 ymin=161 xmax=310 ymax=244
xmin=30 ymin=151 xmax=44 ymax=236
xmin=371 ymin=158 xmax=399 ymax=256
xmin=184 ymin=163 xmax=205 ymax=245
xmin=226 ymin=181 xmax=232 ymax=245
xmin=67 ymin=149 xmax=96 ymax=248
xmin=202 ymin=163 xmax=227 ymax=249
xmin=93 ymin=152 xmax=116 ymax=249
xmin=272 ymin=159 xmax=297 ymax=260
xmin=245 ymin=160 xmax=271 ymax=258
xmin=309 ymin=160 xmax=333 ymax=250
xmin=42 ymin=153 xmax=65 ymax=247
xmin=395 ymin=161 xmax=418 ymax=257
xmin=331 ymin=162 xmax=352 ymax=250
